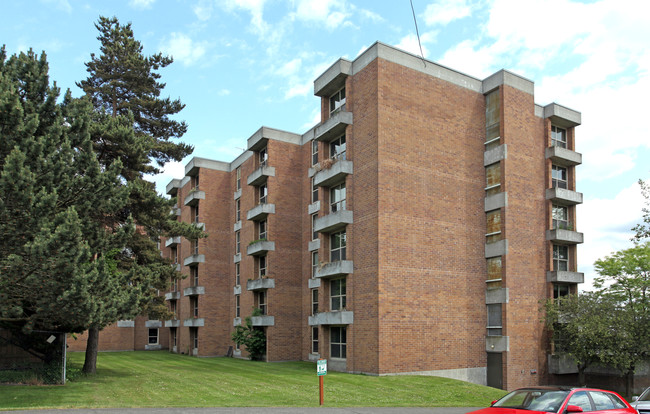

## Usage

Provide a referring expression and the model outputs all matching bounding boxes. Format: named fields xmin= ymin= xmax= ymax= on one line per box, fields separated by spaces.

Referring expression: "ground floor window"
xmin=312 ymin=327 xmax=319 ymax=354
xmin=148 ymin=328 xmax=158 ymax=345
xmin=191 ymin=327 xmax=198 ymax=350
xmin=171 ymin=328 xmax=177 ymax=347
xmin=330 ymin=326 xmax=346 ymax=359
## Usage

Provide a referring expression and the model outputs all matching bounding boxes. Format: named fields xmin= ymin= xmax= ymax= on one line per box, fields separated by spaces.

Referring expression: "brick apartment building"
xmin=78 ymin=42 xmax=584 ymax=390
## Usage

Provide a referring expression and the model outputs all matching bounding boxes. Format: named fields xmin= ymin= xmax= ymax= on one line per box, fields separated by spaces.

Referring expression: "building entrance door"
xmin=487 ymin=352 xmax=503 ymax=389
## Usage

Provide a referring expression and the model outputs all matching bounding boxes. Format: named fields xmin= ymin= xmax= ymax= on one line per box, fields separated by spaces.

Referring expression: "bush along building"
xmin=153 ymin=42 xmax=584 ymax=390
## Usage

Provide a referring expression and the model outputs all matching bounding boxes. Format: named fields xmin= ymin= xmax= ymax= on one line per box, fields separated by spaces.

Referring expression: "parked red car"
xmin=467 ymin=386 xmax=637 ymax=413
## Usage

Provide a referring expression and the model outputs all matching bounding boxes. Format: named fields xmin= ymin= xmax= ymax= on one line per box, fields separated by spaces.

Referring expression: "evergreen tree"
xmin=77 ymin=17 xmax=204 ymax=373
xmin=0 ymin=47 xmax=136 ymax=337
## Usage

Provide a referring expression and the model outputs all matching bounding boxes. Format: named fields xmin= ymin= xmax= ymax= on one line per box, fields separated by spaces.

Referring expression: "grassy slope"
xmin=0 ymin=351 xmax=505 ymax=409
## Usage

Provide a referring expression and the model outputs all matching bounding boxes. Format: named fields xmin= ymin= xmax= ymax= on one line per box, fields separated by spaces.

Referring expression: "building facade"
xmin=151 ymin=42 xmax=584 ymax=390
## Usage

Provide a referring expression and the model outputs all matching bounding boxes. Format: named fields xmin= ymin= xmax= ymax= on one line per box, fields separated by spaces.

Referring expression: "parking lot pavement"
xmin=0 ymin=408 xmax=483 ymax=414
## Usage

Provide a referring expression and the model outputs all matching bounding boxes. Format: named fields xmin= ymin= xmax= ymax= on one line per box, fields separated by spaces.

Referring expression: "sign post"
xmin=317 ymin=359 xmax=327 ymax=405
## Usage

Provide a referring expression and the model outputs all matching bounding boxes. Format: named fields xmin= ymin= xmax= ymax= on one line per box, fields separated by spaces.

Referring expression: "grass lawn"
xmin=0 ymin=351 xmax=505 ymax=409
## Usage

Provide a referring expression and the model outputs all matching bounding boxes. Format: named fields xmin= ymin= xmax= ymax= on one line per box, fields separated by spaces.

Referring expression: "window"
xmin=311 ymin=288 xmax=319 ymax=315
xmin=259 ymin=255 xmax=267 ymax=278
xmin=553 ymin=284 xmax=569 ymax=299
xmin=330 ymin=326 xmax=347 ymax=358
xmin=486 ymin=210 xmax=501 ymax=243
xmin=330 ymin=278 xmax=346 ymax=311
xmin=311 ymin=214 xmax=318 ymax=240
xmin=257 ymin=290 xmax=267 ymax=315
xmin=191 ymin=239 xmax=199 ymax=255
xmin=330 ymin=183 xmax=346 ymax=212
xmin=190 ymin=266 xmax=199 ymax=286
xmin=259 ymin=146 xmax=268 ymax=167
xmin=551 ymin=125 xmax=567 ymax=148
xmin=148 ymin=328 xmax=158 ymax=344
xmin=259 ymin=183 xmax=268 ymax=204
xmin=236 ymin=167 xmax=241 ymax=191
xmin=311 ymin=327 xmax=319 ymax=353
xmin=552 ymin=205 xmax=569 ymax=229
xmin=311 ymin=140 xmax=318 ymax=166
xmin=235 ymin=199 xmax=241 ymax=222
xmin=330 ymin=231 xmax=347 ymax=262
xmin=486 ymin=257 xmax=502 ymax=288
xmin=171 ymin=246 xmax=178 ymax=264
xmin=485 ymin=163 xmax=501 ymax=196
xmin=170 ymin=300 xmax=176 ymax=318
xmin=485 ymin=89 xmax=500 ymax=146
xmin=311 ymin=178 xmax=318 ymax=203
xmin=566 ymin=392 xmax=591 ymax=412
xmin=171 ymin=327 xmax=177 ymax=347
xmin=329 ymin=134 xmax=346 ymax=160
xmin=312 ymin=251 xmax=319 ymax=278
xmin=172 ymin=276 xmax=178 ymax=292
xmin=329 ymin=87 xmax=346 ymax=114
xmin=191 ymin=175 xmax=199 ymax=190
xmin=235 ymin=231 xmax=240 ymax=254
xmin=552 ymin=165 xmax=567 ymax=189
xmin=487 ymin=303 xmax=502 ymax=336
xmin=235 ymin=262 xmax=240 ymax=285
xmin=191 ymin=205 xmax=199 ymax=224
xmin=259 ymin=219 xmax=267 ymax=240
xmin=191 ymin=297 xmax=199 ymax=318
xmin=553 ymin=245 xmax=568 ymax=271
xmin=235 ymin=294 xmax=240 ymax=318
xmin=191 ymin=327 xmax=198 ymax=350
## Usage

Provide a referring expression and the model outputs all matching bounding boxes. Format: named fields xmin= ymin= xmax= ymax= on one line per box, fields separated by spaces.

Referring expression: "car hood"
xmin=633 ymin=400 xmax=650 ymax=408
xmin=467 ymin=408 xmax=553 ymax=414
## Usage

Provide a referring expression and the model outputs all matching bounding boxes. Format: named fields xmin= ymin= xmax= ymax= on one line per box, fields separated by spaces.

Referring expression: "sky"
xmin=1 ymin=0 xmax=649 ymax=289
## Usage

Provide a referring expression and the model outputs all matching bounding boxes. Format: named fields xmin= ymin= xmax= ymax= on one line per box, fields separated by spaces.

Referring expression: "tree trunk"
xmin=82 ymin=326 xmax=99 ymax=374
xmin=578 ymin=364 xmax=586 ymax=386
xmin=625 ymin=367 xmax=634 ymax=399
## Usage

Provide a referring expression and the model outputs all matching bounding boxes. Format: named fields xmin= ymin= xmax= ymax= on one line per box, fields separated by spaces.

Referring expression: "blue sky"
xmin=2 ymin=0 xmax=649 ymax=288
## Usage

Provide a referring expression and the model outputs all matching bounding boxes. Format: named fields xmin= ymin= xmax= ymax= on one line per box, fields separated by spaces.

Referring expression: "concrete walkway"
xmin=0 ymin=408 xmax=483 ymax=414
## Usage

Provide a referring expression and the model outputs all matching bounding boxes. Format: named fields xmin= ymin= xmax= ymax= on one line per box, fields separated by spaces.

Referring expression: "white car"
xmin=632 ymin=386 xmax=650 ymax=414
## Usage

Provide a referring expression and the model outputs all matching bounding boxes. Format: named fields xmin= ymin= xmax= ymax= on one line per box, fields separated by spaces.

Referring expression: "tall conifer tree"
xmin=76 ymin=17 xmax=203 ymax=373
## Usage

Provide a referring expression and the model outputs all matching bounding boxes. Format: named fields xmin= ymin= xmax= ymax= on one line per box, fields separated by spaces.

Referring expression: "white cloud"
xmin=42 ymin=0 xmax=72 ymax=13
xmin=359 ymin=8 xmax=384 ymax=23
xmin=395 ymin=32 xmax=437 ymax=59
xmin=129 ymin=0 xmax=156 ymax=9
xmin=424 ymin=0 xmax=471 ymax=26
xmin=160 ymin=33 xmax=207 ymax=66
xmin=218 ymin=89 xmax=231 ymax=96
xmin=577 ymin=181 xmax=646 ymax=289
xmin=193 ymin=0 xmax=213 ymax=20
xmin=223 ymin=0 xmax=270 ymax=37
xmin=290 ymin=0 xmax=352 ymax=29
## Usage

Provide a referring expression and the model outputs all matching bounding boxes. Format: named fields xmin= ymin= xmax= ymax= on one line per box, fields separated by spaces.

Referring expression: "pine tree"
xmin=0 ymin=47 xmax=136 ymax=337
xmin=76 ymin=17 xmax=204 ymax=373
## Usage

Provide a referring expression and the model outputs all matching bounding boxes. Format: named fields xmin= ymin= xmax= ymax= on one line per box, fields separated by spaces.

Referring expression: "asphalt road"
xmin=0 ymin=408 xmax=483 ymax=414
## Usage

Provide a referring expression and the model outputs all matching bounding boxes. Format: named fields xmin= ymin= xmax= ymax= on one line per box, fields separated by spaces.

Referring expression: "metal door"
xmin=487 ymin=352 xmax=503 ymax=389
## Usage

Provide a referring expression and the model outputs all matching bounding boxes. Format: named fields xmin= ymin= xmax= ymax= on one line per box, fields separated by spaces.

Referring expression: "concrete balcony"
xmin=546 ymin=229 xmax=584 ymax=245
xmin=164 ymin=319 xmax=180 ymax=328
xmin=184 ymin=189 xmax=205 ymax=206
xmin=311 ymin=160 xmax=353 ymax=188
xmin=546 ymin=146 xmax=582 ymax=167
xmin=247 ymin=203 xmax=275 ymax=221
xmin=165 ymin=236 xmax=181 ymax=248
xmin=315 ymin=110 xmax=352 ymax=142
xmin=251 ymin=315 xmax=275 ymax=326
xmin=247 ymin=165 xmax=276 ymax=186
xmin=315 ymin=260 xmax=353 ymax=279
xmin=183 ymin=286 xmax=205 ymax=296
xmin=145 ymin=320 xmax=162 ymax=328
xmin=309 ymin=311 xmax=354 ymax=326
xmin=314 ymin=210 xmax=353 ymax=233
xmin=546 ymin=188 xmax=583 ymax=206
xmin=246 ymin=278 xmax=275 ymax=291
xmin=164 ymin=291 xmax=181 ymax=301
xmin=183 ymin=318 xmax=204 ymax=327
xmin=485 ymin=239 xmax=508 ymax=258
xmin=486 ymin=336 xmax=509 ymax=352
xmin=170 ymin=206 xmax=181 ymax=216
xmin=183 ymin=254 xmax=205 ymax=266
xmin=547 ymin=271 xmax=584 ymax=284
xmin=548 ymin=354 xmax=579 ymax=374
xmin=166 ymin=179 xmax=181 ymax=196
xmin=246 ymin=240 xmax=275 ymax=256
xmin=233 ymin=317 xmax=241 ymax=327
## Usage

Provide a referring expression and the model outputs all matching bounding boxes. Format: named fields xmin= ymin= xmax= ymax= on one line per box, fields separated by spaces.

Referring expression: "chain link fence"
xmin=0 ymin=329 xmax=66 ymax=385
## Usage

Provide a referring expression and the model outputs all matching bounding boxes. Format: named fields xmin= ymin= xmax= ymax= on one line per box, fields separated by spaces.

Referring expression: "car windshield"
xmin=639 ymin=388 xmax=650 ymax=402
xmin=494 ymin=389 xmax=569 ymax=412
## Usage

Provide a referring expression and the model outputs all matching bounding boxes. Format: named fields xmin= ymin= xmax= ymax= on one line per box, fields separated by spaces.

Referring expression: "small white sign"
xmin=317 ymin=359 xmax=327 ymax=376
